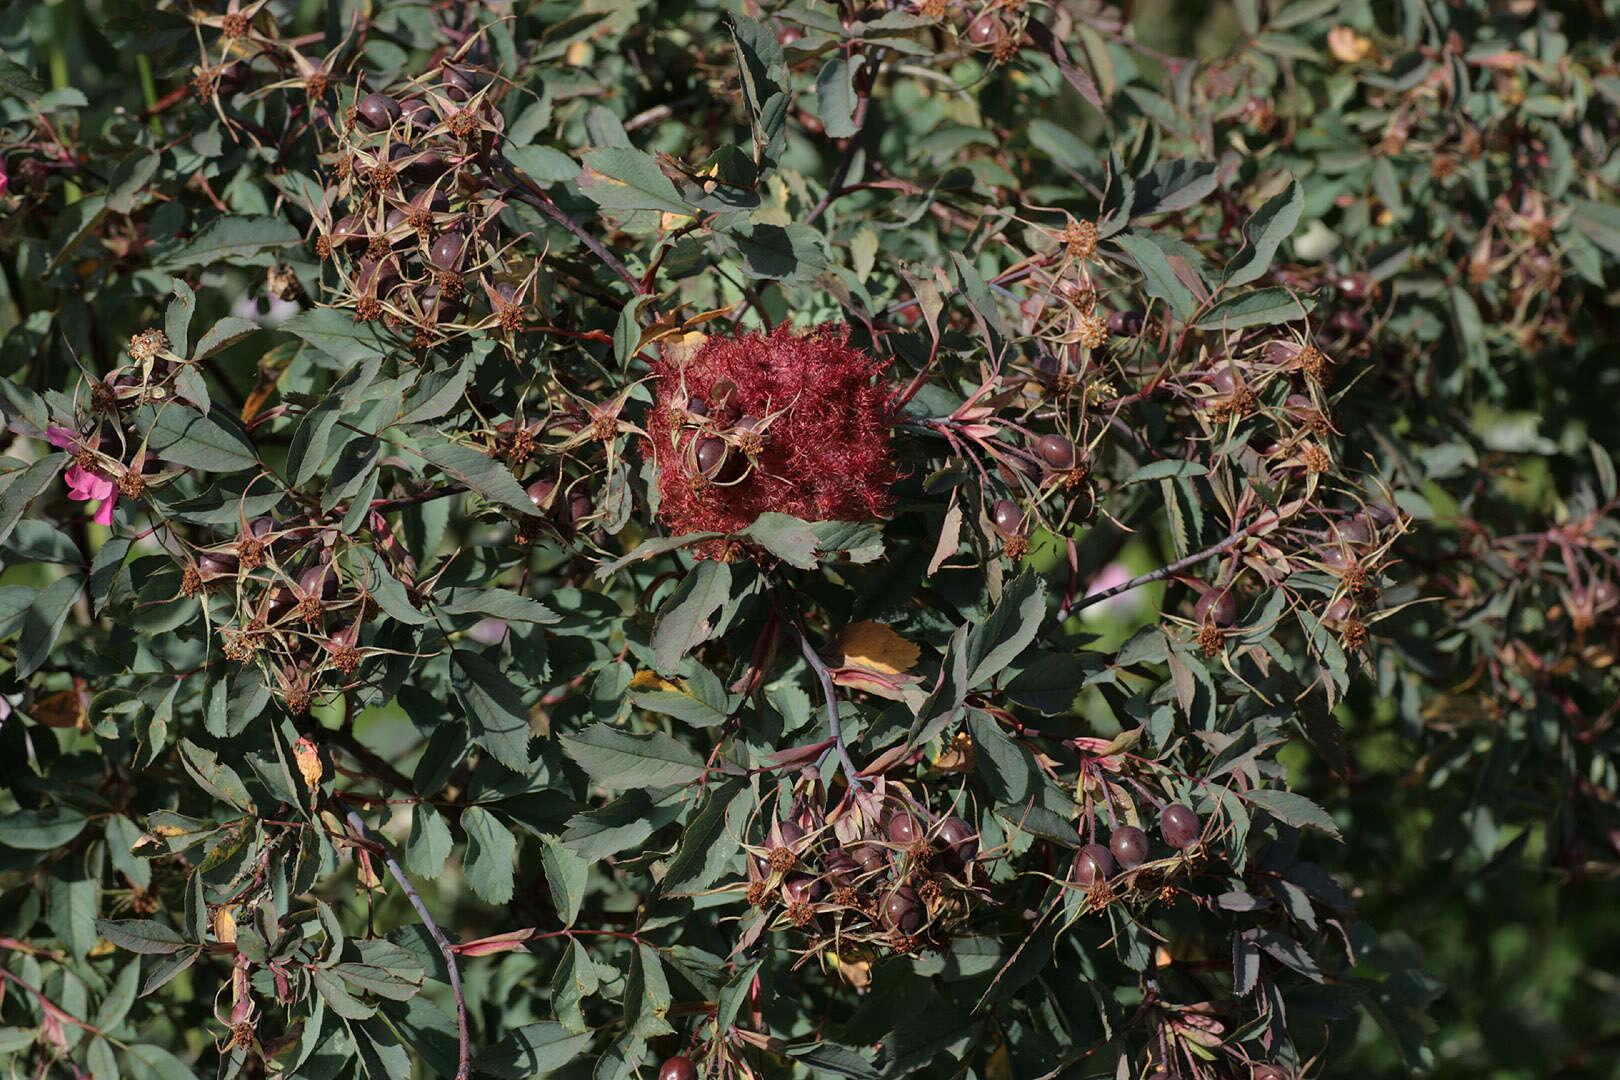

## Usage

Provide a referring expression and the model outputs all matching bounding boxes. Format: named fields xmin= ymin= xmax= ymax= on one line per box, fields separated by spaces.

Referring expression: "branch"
xmin=765 ymin=578 xmax=863 ymax=789
xmin=493 ymin=157 xmax=647 ymax=297
xmin=343 ymin=809 xmax=470 ymax=1080
xmin=1046 ymin=516 xmax=1275 ymax=636
xmin=804 ymin=49 xmax=890 ymax=227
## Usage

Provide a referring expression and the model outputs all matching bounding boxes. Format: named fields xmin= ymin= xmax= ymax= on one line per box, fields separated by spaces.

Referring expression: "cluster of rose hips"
xmin=186 ymin=517 xmax=384 ymax=714
xmin=742 ymin=787 xmax=984 ymax=957
xmin=1068 ymin=803 xmax=1203 ymax=894
xmin=312 ymin=58 xmax=532 ymax=350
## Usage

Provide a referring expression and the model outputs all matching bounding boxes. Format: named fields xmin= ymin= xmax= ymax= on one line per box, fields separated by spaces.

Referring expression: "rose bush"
xmin=1 ymin=2 xmax=1618 ymax=1079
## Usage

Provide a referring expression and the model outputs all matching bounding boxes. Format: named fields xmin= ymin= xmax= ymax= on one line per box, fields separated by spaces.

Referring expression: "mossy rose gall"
xmin=644 ymin=324 xmax=896 ymax=557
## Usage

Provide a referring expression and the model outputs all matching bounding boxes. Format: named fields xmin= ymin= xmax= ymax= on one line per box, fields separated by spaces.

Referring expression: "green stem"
xmin=136 ymin=55 xmax=162 ymax=137
xmin=49 ymin=0 xmax=81 ymax=202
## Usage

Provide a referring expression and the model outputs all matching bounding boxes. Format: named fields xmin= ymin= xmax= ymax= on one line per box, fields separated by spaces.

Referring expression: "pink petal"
xmin=64 ymin=465 xmax=115 ymax=503
xmin=47 ymin=425 xmax=77 ymax=450
xmin=94 ymin=494 xmax=116 ymax=526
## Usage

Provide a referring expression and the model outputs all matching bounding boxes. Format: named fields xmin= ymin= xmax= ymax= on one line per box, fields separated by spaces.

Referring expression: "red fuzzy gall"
xmin=645 ymin=324 xmax=896 ymax=557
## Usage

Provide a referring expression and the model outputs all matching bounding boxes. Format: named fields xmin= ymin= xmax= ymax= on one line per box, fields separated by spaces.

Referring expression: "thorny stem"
xmin=343 ymin=809 xmax=470 ymax=1080
xmin=765 ymin=578 xmax=863 ymax=790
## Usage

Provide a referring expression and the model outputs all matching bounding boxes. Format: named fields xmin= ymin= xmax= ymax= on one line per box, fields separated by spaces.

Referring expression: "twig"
xmin=343 ymin=809 xmax=470 ymax=1080
xmin=493 ymin=157 xmax=647 ymax=297
xmin=765 ymin=578 xmax=863 ymax=789
xmin=804 ymin=49 xmax=890 ymax=227
xmin=1045 ymin=517 xmax=1275 ymax=637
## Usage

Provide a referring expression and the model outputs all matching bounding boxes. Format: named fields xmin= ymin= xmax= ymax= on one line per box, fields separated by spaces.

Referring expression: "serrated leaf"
xmin=478 ymin=1023 xmax=592 ymax=1079
xmin=541 ymin=836 xmax=589 ymax=926
xmin=451 ymin=651 xmax=532 ymax=772
xmin=1192 ymin=288 xmax=1312 ymax=330
xmin=578 ymin=147 xmax=691 ymax=216
xmin=461 ymin=805 xmax=518 ymax=905
xmin=661 ymin=778 xmax=747 ymax=895
xmin=652 ymin=561 xmax=731 ymax=674
xmin=1223 ymin=177 xmax=1304 ymax=288
xmin=1241 ymin=788 xmax=1341 ymax=839
xmin=95 ymin=919 xmax=187 ymax=955
xmin=560 ymin=725 xmax=706 ymax=788
xmin=417 ymin=440 xmax=541 ymax=517
xmin=815 ymin=56 xmax=859 ymax=138
xmin=190 ymin=316 xmax=261 ymax=361
xmin=966 ymin=572 xmax=1047 ymax=686
xmin=162 ymin=215 xmax=300 ymax=268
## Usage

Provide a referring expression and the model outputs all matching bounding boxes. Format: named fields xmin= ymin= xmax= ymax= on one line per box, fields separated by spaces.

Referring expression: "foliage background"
xmin=1 ymin=0 xmax=1619 ymax=1078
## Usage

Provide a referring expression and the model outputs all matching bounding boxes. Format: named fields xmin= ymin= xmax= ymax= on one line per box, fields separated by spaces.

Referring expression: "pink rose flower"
xmin=46 ymin=425 xmax=118 ymax=526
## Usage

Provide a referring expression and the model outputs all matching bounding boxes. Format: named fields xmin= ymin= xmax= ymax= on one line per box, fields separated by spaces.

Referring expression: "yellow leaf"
xmin=932 ymin=731 xmax=975 ymax=773
xmin=836 ymin=620 xmax=920 ymax=675
xmin=628 ymin=670 xmax=683 ymax=693
xmin=293 ymin=736 xmax=323 ymax=791
xmin=214 ymin=907 xmax=238 ymax=944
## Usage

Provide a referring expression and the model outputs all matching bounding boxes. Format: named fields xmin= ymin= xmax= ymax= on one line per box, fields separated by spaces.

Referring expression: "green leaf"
xmin=815 ymin=56 xmax=859 ymax=138
xmin=138 ymin=403 xmax=259 ymax=472
xmin=478 ymin=1022 xmax=592 ymax=1079
xmin=1120 ymin=459 xmax=1209 ymax=485
xmin=44 ymin=195 xmax=110 ymax=276
xmin=624 ymin=943 xmax=674 ymax=1038
xmin=966 ymin=572 xmax=1047 ymax=687
xmin=595 ymin=531 xmax=727 ymax=579
xmin=396 ymin=364 xmax=471 ymax=427
xmin=162 ymin=215 xmax=301 ymax=268
xmin=166 ymin=278 xmax=196 ymax=357
xmin=0 ymin=455 xmax=67 ymax=549
xmin=95 ymin=919 xmax=187 ymax=955
xmin=966 ymin=709 xmax=1038 ymax=805
xmin=950 ymin=250 xmax=1009 ymax=360
xmin=560 ymin=725 xmax=706 ymax=788
xmin=742 ymin=512 xmax=818 ymax=568
xmin=309 ymin=965 xmax=375 ymax=1018
xmin=578 ymin=147 xmax=691 ymax=216
xmin=727 ymin=221 xmax=828 ymax=283
xmin=551 ymin=940 xmax=598 ymax=1032
xmin=178 ymin=739 xmax=253 ymax=812
xmin=561 ymin=791 xmax=680 ymax=861
xmin=1131 ymin=160 xmax=1218 ymax=218
xmin=1570 ymin=199 xmax=1620 ymax=260
xmin=17 ymin=572 xmax=82 ymax=678
xmin=1111 ymin=231 xmax=1197 ymax=321
xmin=727 ymin=14 xmax=789 ymax=172
xmin=1242 ymin=788 xmax=1342 ymax=839
xmin=660 ymin=778 xmax=748 ymax=895
xmin=282 ymin=307 xmax=390 ymax=365
xmin=540 ymin=835 xmax=589 ymax=926
xmin=95 ymin=959 xmax=142 ymax=1031
xmin=1192 ymin=288 xmax=1312 ymax=330
xmin=0 ymin=57 xmax=45 ymax=102
xmin=652 ymin=561 xmax=732 ymax=674
xmin=0 ymin=807 xmax=89 ymax=851
xmin=190 ymin=316 xmax=261 ymax=361
xmin=106 ymin=150 xmax=161 ymax=215
xmin=417 ymin=440 xmax=541 ymax=517
xmin=1223 ymin=177 xmax=1304 ymax=288
xmin=124 ymin=1042 xmax=202 ymax=1080
xmin=436 ymin=586 xmax=558 ymax=623
xmin=451 ymin=651 xmax=532 ymax=772
xmin=406 ymin=805 xmax=454 ymax=879
xmin=460 ymin=806 xmax=518 ymax=904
